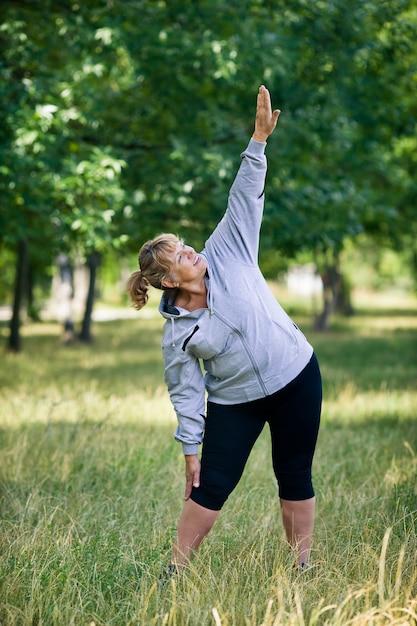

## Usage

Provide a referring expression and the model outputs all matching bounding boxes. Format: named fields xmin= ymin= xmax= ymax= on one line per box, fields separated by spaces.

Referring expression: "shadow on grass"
xmin=1 ymin=317 xmax=166 ymax=394
xmin=2 ymin=311 xmax=417 ymax=396
xmin=313 ymin=330 xmax=417 ymax=393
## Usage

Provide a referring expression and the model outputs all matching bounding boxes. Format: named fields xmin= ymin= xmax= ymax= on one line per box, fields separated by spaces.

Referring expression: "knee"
xmin=277 ymin=469 xmax=314 ymax=501
xmin=190 ymin=467 xmax=237 ymax=511
xmin=190 ymin=486 xmax=226 ymax=511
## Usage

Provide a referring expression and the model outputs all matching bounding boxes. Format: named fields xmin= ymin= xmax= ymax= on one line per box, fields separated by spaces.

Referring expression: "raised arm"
xmin=252 ymin=85 xmax=281 ymax=143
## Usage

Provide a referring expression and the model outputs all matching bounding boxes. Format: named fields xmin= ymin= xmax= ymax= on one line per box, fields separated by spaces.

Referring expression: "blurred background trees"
xmin=1 ymin=0 xmax=416 ymax=348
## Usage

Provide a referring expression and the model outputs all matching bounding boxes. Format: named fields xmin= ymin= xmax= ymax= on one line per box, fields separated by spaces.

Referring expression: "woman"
xmin=128 ymin=86 xmax=322 ymax=573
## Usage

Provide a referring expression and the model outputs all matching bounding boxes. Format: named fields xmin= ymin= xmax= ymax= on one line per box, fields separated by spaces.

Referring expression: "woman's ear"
xmin=162 ymin=278 xmax=179 ymax=288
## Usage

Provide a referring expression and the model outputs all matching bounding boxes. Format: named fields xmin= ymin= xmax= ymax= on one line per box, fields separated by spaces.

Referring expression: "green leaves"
xmin=0 ymin=0 xmax=415 ymax=290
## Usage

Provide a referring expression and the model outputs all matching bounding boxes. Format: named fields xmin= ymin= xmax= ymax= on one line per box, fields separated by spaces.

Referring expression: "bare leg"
xmin=172 ymin=499 xmax=220 ymax=568
xmin=280 ymin=497 xmax=315 ymax=566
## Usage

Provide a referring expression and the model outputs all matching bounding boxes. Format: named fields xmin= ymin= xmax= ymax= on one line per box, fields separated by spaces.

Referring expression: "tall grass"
xmin=0 ymin=288 xmax=416 ymax=625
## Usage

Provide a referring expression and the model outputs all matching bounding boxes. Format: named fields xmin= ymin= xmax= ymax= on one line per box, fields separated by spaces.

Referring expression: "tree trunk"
xmin=7 ymin=239 xmax=28 ymax=352
xmin=411 ymin=245 xmax=417 ymax=290
xmin=26 ymin=264 xmax=41 ymax=321
xmin=313 ymin=267 xmax=336 ymax=332
xmin=314 ymin=263 xmax=354 ymax=332
xmin=56 ymin=253 xmax=75 ymax=344
xmin=79 ymin=251 xmax=101 ymax=343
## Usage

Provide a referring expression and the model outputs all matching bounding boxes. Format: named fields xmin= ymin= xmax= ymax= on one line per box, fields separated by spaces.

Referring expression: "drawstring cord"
xmin=170 ymin=318 xmax=175 ymax=346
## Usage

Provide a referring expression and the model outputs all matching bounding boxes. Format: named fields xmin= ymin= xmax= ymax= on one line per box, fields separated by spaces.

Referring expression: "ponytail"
xmin=127 ymin=233 xmax=180 ymax=311
xmin=127 ymin=270 xmax=150 ymax=310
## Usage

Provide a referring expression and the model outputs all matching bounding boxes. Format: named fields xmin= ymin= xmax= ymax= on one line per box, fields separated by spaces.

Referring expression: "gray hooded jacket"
xmin=159 ymin=139 xmax=313 ymax=455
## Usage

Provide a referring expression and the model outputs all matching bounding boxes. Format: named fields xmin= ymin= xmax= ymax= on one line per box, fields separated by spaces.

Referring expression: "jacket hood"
xmin=158 ymin=289 xmax=203 ymax=320
xmin=159 ymin=289 xmax=181 ymax=319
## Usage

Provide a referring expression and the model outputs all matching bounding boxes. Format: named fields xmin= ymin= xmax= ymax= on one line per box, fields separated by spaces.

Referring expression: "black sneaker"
xmin=301 ymin=562 xmax=314 ymax=571
xmin=159 ymin=564 xmax=179 ymax=587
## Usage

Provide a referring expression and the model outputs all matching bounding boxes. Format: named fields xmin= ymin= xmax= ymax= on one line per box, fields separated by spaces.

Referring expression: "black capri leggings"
xmin=191 ymin=353 xmax=322 ymax=511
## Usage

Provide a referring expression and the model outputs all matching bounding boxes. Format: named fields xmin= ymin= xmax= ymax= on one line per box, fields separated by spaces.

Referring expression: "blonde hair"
xmin=127 ymin=233 xmax=181 ymax=310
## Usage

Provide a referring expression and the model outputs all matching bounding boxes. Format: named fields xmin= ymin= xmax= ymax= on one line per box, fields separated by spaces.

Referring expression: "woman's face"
xmin=165 ymin=241 xmax=207 ymax=287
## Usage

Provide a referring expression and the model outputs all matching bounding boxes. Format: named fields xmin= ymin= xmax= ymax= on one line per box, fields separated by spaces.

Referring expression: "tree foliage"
xmin=1 ymin=0 xmax=416 ymax=346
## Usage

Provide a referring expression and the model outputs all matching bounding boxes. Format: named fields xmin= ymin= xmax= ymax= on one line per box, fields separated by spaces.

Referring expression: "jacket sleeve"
xmin=162 ymin=342 xmax=206 ymax=455
xmin=207 ymin=139 xmax=267 ymax=265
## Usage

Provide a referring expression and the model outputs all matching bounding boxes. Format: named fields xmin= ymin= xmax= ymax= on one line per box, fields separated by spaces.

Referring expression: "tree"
xmin=0 ymin=1 xmax=126 ymax=349
xmin=53 ymin=150 xmax=126 ymax=342
xmin=1 ymin=0 xmax=415 ymax=347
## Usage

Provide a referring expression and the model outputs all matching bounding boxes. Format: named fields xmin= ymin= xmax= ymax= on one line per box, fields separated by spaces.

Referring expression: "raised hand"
xmin=252 ymin=85 xmax=281 ymax=142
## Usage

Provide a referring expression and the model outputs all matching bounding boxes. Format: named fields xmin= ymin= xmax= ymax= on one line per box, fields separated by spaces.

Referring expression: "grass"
xmin=0 ymin=287 xmax=416 ymax=625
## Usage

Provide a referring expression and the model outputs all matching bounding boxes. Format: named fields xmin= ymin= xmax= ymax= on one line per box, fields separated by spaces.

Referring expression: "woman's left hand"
xmin=252 ymin=85 xmax=281 ymax=142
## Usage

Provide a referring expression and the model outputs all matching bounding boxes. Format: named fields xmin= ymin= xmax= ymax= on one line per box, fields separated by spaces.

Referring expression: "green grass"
xmin=0 ymin=288 xmax=416 ymax=625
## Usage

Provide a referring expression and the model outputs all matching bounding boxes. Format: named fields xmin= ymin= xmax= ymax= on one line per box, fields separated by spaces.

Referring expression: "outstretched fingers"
xmin=253 ymin=85 xmax=281 ymax=141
